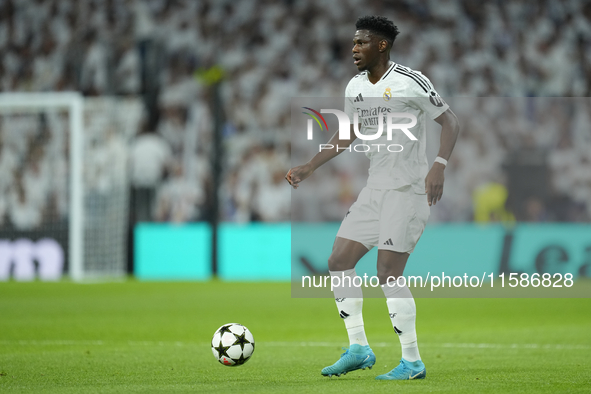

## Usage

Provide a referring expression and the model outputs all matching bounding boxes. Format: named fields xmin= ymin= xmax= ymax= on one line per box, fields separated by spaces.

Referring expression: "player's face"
xmin=352 ymin=30 xmax=380 ymax=71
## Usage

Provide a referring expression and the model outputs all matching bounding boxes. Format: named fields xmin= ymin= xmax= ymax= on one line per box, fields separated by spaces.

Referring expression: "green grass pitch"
xmin=1 ymin=281 xmax=590 ymax=393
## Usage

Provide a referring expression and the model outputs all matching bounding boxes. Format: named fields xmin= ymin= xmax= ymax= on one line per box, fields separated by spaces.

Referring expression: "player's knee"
xmin=377 ymin=272 xmax=390 ymax=285
xmin=377 ymin=268 xmax=402 ymax=285
xmin=327 ymin=253 xmax=341 ymax=271
xmin=328 ymin=251 xmax=351 ymax=271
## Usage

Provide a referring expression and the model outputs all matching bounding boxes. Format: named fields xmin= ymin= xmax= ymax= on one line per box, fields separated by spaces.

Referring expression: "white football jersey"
xmin=344 ymin=62 xmax=448 ymax=193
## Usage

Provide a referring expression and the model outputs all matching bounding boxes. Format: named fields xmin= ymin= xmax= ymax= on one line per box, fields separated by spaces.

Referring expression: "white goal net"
xmin=0 ymin=93 xmax=142 ymax=281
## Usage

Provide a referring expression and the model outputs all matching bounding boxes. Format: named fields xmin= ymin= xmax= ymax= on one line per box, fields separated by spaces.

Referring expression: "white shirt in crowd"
xmin=129 ymin=133 xmax=172 ymax=188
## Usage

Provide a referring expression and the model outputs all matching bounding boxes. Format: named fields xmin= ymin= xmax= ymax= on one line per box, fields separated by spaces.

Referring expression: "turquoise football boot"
xmin=375 ymin=358 xmax=426 ymax=380
xmin=321 ymin=344 xmax=376 ymax=377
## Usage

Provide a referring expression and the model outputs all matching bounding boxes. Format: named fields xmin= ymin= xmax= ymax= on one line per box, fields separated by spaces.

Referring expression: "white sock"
xmin=330 ymin=269 xmax=368 ymax=347
xmin=382 ymin=282 xmax=421 ymax=362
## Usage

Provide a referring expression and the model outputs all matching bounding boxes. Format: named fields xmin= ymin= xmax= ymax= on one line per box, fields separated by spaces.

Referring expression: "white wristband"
xmin=434 ymin=156 xmax=447 ymax=167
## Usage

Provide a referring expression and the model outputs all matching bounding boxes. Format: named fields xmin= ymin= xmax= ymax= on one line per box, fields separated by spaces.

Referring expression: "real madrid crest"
xmin=383 ymin=87 xmax=392 ymax=101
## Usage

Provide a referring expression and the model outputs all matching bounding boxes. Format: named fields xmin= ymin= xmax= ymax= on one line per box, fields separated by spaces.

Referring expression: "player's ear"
xmin=379 ymin=39 xmax=388 ymax=53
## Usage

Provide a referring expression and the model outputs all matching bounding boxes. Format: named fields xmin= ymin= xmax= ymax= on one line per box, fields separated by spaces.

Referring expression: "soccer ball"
xmin=211 ymin=323 xmax=255 ymax=366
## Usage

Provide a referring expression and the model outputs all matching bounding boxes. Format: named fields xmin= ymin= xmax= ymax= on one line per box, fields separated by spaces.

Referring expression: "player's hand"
xmin=425 ymin=163 xmax=445 ymax=206
xmin=285 ymin=164 xmax=314 ymax=189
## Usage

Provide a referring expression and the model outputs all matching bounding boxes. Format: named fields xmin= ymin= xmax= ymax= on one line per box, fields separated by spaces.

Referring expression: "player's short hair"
xmin=355 ymin=16 xmax=399 ymax=49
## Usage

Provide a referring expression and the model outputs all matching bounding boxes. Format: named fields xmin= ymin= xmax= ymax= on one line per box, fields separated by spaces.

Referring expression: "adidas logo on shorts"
xmin=384 ymin=238 xmax=393 ymax=246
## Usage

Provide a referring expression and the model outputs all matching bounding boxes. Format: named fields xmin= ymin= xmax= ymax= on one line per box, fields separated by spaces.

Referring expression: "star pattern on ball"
xmin=217 ymin=324 xmax=233 ymax=336
xmin=213 ymin=340 xmax=231 ymax=359
xmin=232 ymin=332 xmax=251 ymax=351
xmin=232 ymin=353 xmax=248 ymax=366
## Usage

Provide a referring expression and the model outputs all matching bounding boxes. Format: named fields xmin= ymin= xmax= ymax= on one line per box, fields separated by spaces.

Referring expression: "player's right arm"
xmin=285 ymin=124 xmax=357 ymax=189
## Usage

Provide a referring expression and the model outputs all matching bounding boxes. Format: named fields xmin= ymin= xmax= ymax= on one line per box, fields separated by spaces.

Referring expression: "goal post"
xmin=0 ymin=92 xmax=140 ymax=281
xmin=0 ymin=92 xmax=84 ymax=281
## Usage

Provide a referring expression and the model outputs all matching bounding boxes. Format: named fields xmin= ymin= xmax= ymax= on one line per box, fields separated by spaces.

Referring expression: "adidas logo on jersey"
xmin=353 ymin=93 xmax=364 ymax=102
xmin=384 ymin=238 xmax=393 ymax=246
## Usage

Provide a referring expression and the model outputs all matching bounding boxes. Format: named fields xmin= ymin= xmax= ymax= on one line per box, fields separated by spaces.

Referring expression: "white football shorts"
xmin=336 ymin=185 xmax=430 ymax=253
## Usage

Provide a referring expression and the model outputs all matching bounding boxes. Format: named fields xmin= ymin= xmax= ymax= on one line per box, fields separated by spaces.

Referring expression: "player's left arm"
xmin=426 ymin=109 xmax=460 ymax=206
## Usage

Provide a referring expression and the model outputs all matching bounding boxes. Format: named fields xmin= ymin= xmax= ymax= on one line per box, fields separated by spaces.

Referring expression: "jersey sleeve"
xmin=405 ymin=71 xmax=449 ymax=120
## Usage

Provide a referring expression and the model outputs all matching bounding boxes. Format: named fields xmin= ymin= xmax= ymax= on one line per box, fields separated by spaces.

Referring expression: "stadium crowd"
xmin=0 ymin=0 xmax=590 ymax=229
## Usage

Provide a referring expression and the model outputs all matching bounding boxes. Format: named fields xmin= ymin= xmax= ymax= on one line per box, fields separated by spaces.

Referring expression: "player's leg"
xmin=375 ymin=189 xmax=429 ymax=380
xmin=328 ymin=236 xmax=370 ymax=347
xmin=375 ymin=250 xmax=425 ymax=380
xmin=322 ymin=188 xmax=379 ymax=377
xmin=322 ymin=236 xmax=376 ymax=377
xmin=377 ymin=251 xmax=425 ymax=380
xmin=378 ymin=251 xmax=417 ymax=364
xmin=376 ymin=249 xmax=408 ymax=284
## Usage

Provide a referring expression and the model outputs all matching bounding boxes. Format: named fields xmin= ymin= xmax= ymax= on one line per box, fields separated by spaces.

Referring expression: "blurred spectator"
xmin=79 ymin=30 xmax=108 ymax=95
xmin=253 ymin=168 xmax=291 ymax=222
xmin=153 ymin=161 xmax=204 ymax=222
xmin=473 ymin=182 xmax=515 ymax=223
xmin=524 ymin=196 xmax=548 ymax=222
xmin=8 ymin=171 xmax=43 ymax=230
xmin=114 ymin=37 xmax=141 ymax=95
xmin=157 ymin=105 xmax=189 ymax=155
xmin=129 ymin=127 xmax=172 ymax=222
